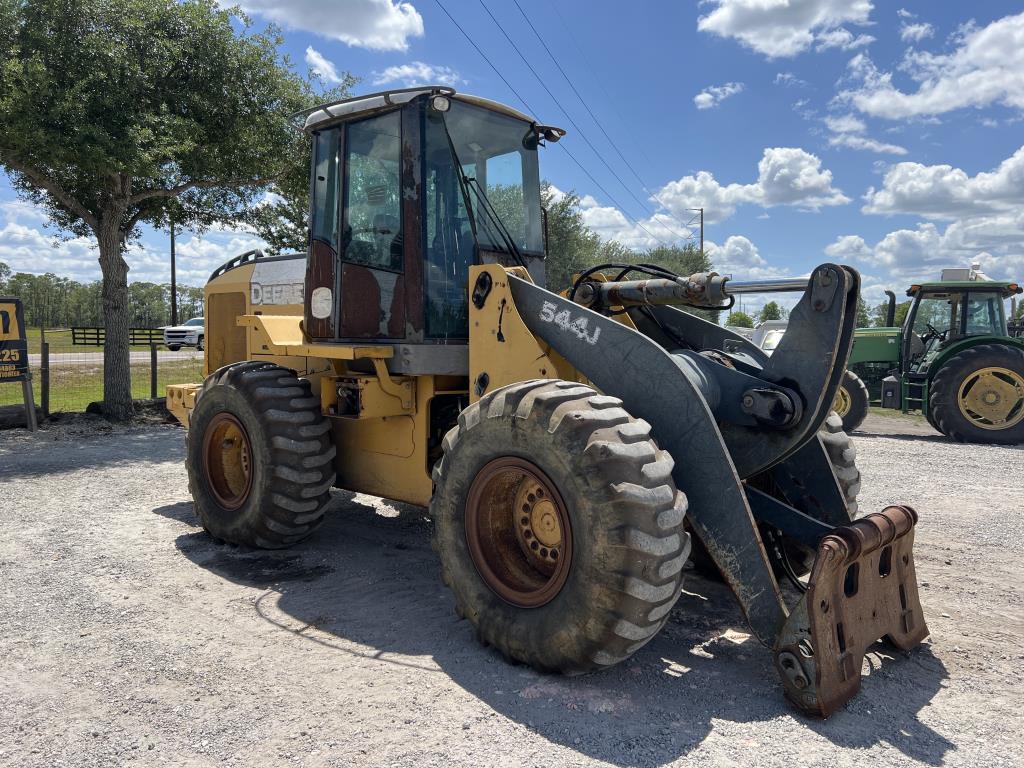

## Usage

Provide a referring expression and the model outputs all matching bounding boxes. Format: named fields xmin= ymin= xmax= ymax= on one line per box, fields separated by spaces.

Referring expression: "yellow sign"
xmin=0 ymin=297 xmax=28 ymax=382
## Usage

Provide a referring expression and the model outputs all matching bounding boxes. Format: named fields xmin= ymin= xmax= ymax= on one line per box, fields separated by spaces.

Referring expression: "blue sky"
xmin=2 ymin=0 xmax=1024 ymax=313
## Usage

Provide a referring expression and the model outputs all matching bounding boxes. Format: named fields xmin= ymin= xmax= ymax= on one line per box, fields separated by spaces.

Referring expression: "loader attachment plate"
xmin=774 ymin=505 xmax=929 ymax=717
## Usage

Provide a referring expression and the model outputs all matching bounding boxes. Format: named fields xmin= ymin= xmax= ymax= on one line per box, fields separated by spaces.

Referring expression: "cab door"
xmin=337 ymin=110 xmax=407 ymax=339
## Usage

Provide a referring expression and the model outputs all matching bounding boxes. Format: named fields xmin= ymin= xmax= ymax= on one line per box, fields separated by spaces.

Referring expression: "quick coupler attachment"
xmin=774 ymin=505 xmax=929 ymax=717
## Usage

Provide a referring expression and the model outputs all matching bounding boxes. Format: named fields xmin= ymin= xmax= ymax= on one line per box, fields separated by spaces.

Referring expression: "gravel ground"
xmin=1 ymin=412 xmax=1022 ymax=768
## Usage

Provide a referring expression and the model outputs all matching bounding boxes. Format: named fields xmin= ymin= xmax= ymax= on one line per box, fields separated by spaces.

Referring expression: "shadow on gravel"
xmin=168 ymin=491 xmax=952 ymax=768
xmin=1 ymin=426 xmax=182 ymax=480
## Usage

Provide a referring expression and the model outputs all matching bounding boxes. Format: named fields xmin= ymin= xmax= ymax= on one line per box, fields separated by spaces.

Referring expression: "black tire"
xmin=167 ymin=344 xmax=181 ymax=351
xmin=430 ymin=379 xmax=690 ymax=674
xmin=929 ymin=343 xmax=1024 ymax=445
xmin=197 ymin=336 xmax=204 ymax=351
xmin=835 ymin=369 xmax=869 ymax=433
xmin=689 ymin=412 xmax=861 ymax=579
xmin=187 ymin=361 xmax=336 ymax=548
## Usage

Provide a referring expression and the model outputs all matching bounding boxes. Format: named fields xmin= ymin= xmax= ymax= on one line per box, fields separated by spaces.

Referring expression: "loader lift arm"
xmin=503 ymin=263 xmax=929 ymax=716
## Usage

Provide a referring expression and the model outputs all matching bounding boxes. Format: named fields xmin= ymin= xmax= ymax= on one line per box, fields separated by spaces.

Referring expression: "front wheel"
xmin=929 ymin=344 xmax=1024 ymax=444
xmin=167 ymin=344 xmax=181 ymax=351
xmin=186 ymin=361 xmax=336 ymax=547
xmin=430 ymin=380 xmax=689 ymax=673
xmin=833 ymin=370 xmax=869 ymax=433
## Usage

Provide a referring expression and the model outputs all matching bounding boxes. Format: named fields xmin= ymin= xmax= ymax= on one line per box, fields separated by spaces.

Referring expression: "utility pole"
xmin=699 ymin=207 xmax=703 ymax=256
xmin=169 ymin=219 xmax=178 ymax=326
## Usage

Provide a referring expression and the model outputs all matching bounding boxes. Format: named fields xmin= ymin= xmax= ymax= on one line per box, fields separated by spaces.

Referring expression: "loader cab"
xmin=901 ymin=283 xmax=1013 ymax=373
xmin=300 ymin=87 xmax=561 ymax=356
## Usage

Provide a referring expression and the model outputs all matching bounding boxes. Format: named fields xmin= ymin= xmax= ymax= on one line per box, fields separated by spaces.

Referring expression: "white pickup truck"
xmin=163 ymin=317 xmax=205 ymax=351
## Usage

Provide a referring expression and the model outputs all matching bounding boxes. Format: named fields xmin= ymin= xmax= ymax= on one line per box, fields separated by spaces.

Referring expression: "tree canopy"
xmin=726 ymin=311 xmax=754 ymax=328
xmin=758 ymin=301 xmax=783 ymax=322
xmin=0 ymin=0 xmax=335 ymax=418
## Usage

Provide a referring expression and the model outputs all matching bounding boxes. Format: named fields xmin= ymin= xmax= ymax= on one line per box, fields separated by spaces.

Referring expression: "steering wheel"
xmin=920 ymin=323 xmax=947 ymax=344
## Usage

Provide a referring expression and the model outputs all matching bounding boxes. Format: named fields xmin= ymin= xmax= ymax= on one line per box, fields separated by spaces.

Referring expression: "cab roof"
xmin=297 ymin=86 xmax=538 ymax=134
xmin=908 ymin=281 xmax=1022 ymax=297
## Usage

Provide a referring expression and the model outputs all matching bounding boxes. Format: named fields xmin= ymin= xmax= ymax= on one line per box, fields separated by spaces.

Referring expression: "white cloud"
xmin=705 ymin=235 xmax=774 ymax=278
xmin=240 ymin=0 xmax=423 ymax=51
xmin=839 ymin=12 xmax=1024 ymax=119
xmin=694 ymin=82 xmax=745 ymax=110
xmin=825 ymin=214 xmax=1024 ymax=292
xmin=697 ymin=0 xmax=874 ymax=58
xmin=899 ymin=22 xmax=934 ymax=42
xmin=774 ymin=72 xmax=809 ymax=87
xmin=305 ymin=47 xmax=344 ymax=84
xmin=823 ymin=112 xmax=907 ymax=154
xmin=814 ymin=27 xmax=875 ymax=52
xmin=0 ymin=200 xmax=268 ymax=286
xmin=863 ymin=146 xmax=1024 ymax=218
xmin=371 ymin=61 xmax=462 ymax=87
xmin=653 ymin=147 xmax=849 ymax=223
xmin=897 ymin=8 xmax=915 ymax=19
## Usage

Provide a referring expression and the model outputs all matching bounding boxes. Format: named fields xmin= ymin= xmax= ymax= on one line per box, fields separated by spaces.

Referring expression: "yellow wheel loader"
xmin=168 ymin=86 xmax=929 ymax=717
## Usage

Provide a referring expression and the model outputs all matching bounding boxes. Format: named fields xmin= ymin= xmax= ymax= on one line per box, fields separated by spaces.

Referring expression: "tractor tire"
xmin=430 ymin=379 xmax=690 ymax=674
xmin=834 ymin=369 xmax=869 ymax=433
xmin=689 ymin=412 xmax=861 ymax=580
xmin=186 ymin=361 xmax=336 ymax=548
xmin=929 ymin=343 xmax=1024 ymax=445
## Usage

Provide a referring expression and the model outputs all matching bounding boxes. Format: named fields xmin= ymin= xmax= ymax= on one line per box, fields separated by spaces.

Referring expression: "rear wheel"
xmin=430 ymin=379 xmax=689 ymax=673
xmin=197 ymin=335 xmax=205 ymax=351
xmin=929 ymin=344 xmax=1024 ymax=444
xmin=187 ymin=361 xmax=336 ymax=548
xmin=833 ymin=369 xmax=869 ymax=433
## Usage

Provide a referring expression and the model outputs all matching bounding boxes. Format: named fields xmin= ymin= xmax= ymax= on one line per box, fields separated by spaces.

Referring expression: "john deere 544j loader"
xmin=168 ymin=87 xmax=928 ymax=717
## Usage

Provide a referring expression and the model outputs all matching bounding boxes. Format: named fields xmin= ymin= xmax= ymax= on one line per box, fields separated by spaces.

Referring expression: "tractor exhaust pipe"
xmin=885 ymin=290 xmax=897 ymax=326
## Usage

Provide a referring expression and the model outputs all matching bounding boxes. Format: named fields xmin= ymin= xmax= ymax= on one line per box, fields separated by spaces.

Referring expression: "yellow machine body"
xmin=169 ymin=262 xmax=572 ymax=507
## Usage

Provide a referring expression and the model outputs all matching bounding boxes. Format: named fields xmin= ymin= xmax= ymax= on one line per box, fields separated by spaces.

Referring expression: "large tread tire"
xmin=835 ymin=369 xmax=869 ymax=434
xmin=430 ymin=379 xmax=690 ymax=674
xmin=929 ymin=343 xmax=1024 ymax=445
xmin=187 ymin=361 xmax=336 ymax=548
xmin=689 ymin=412 xmax=861 ymax=579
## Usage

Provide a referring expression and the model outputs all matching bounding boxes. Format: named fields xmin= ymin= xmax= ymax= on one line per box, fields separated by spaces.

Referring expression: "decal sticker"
xmin=539 ymin=301 xmax=601 ymax=345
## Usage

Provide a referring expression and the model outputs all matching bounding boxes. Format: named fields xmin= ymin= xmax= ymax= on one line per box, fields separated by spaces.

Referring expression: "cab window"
xmin=311 ymin=128 xmax=341 ymax=251
xmin=963 ymin=292 xmax=1003 ymax=335
xmin=342 ymin=110 xmax=403 ymax=271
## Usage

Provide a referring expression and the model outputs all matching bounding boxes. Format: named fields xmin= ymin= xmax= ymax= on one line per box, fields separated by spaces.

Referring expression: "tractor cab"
xmin=903 ymin=282 xmax=1016 ymax=375
xmin=297 ymin=86 xmax=563 ymax=353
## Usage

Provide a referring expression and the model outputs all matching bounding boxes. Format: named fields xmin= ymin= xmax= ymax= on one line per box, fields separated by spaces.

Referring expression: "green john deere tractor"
xmin=836 ymin=277 xmax=1024 ymax=444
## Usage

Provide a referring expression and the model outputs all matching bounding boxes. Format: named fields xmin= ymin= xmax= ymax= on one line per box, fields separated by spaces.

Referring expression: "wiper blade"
xmin=437 ymin=112 xmax=526 ymax=269
xmin=464 ymin=177 xmax=526 ymax=267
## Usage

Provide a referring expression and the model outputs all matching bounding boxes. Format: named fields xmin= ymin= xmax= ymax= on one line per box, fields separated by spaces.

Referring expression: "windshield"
xmin=422 ymin=100 xmax=543 ymax=338
xmin=184 ymin=318 xmax=204 ymax=327
xmin=440 ymin=101 xmax=543 ymax=255
xmin=761 ymin=330 xmax=785 ymax=352
xmin=963 ymin=292 xmax=1004 ymax=335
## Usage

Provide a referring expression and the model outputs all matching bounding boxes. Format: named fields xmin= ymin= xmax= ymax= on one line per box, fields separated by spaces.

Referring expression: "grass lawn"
xmin=0 ymin=358 xmax=204 ymax=413
xmin=868 ymin=405 xmax=931 ymax=425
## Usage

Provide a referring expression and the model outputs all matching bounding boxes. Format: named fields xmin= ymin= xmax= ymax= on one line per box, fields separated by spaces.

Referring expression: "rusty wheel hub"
xmin=202 ymin=412 xmax=253 ymax=510
xmin=465 ymin=457 xmax=572 ymax=608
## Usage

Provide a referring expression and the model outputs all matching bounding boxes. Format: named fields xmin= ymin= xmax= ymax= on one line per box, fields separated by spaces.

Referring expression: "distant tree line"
xmin=0 ymin=261 xmax=202 ymax=329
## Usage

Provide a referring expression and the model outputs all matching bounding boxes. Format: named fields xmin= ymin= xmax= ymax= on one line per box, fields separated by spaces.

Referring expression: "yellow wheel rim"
xmin=833 ymin=385 xmax=852 ymax=418
xmin=956 ymin=366 xmax=1024 ymax=431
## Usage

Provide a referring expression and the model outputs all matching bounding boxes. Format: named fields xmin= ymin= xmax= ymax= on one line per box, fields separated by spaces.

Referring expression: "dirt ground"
xmin=1 ymin=411 xmax=1022 ymax=768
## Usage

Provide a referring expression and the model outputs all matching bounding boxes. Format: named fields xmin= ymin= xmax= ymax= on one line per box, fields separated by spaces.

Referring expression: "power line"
xmin=433 ymin=0 xmax=677 ymax=249
xmin=549 ymin=2 xmax=659 ymax=177
xmin=510 ymin=0 xmax=701 ymax=244
xmin=473 ymin=0 xmax=693 ymax=246
xmin=511 ymin=0 xmax=648 ymax=195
